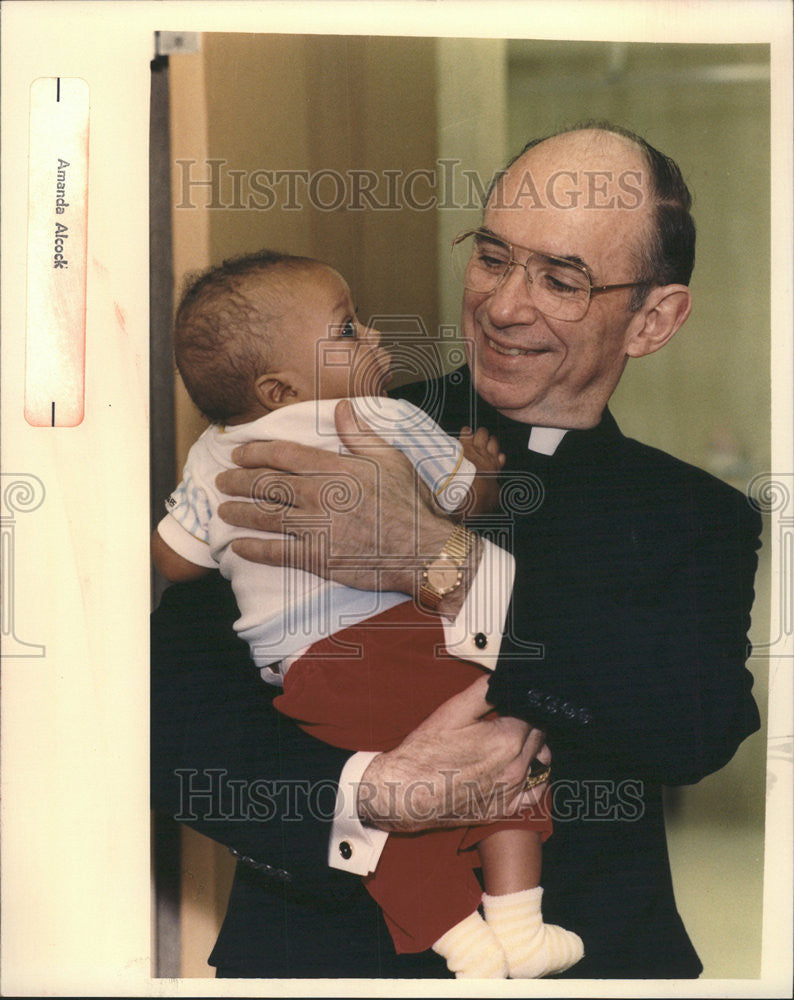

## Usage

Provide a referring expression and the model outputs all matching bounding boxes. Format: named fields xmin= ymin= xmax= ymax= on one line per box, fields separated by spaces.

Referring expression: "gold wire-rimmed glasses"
xmin=451 ymin=229 xmax=645 ymax=321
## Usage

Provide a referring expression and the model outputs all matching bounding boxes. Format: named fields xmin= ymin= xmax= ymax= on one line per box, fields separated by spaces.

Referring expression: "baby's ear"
xmin=254 ymin=373 xmax=299 ymax=410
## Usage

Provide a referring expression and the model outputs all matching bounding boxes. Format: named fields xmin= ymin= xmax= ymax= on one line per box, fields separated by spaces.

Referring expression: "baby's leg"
xmin=478 ymin=829 xmax=584 ymax=978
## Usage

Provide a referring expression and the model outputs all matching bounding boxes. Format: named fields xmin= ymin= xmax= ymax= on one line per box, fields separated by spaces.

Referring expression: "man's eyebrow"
xmin=479 ymin=226 xmax=592 ymax=273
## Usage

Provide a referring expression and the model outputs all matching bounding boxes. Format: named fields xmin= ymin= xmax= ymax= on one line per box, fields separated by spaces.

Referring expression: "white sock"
xmin=482 ymin=886 xmax=584 ymax=978
xmin=432 ymin=909 xmax=509 ymax=979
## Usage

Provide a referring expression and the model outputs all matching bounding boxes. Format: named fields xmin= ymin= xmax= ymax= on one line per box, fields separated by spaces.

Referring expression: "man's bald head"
xmin=489 ymin=122 xmax=695 ymax=308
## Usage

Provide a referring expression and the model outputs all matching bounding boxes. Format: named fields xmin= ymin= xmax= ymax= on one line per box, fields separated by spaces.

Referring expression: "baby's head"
xmin=174 ymin=250 xmax=390 ymax=424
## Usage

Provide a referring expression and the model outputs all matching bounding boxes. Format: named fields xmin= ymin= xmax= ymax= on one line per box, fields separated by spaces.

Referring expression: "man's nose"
xmin=485 ymin=262 xmax=541 ymax=324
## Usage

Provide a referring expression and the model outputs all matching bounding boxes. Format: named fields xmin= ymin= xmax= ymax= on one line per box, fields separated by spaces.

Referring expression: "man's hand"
xmin=357 ymin=677 xmax=549 ymax=832
xmin=216 ymin=399 xmax=472 ymax=603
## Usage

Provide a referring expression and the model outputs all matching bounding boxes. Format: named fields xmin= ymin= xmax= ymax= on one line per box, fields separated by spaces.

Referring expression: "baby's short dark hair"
xmin=173 ymin=249 xmax=319 ymax=423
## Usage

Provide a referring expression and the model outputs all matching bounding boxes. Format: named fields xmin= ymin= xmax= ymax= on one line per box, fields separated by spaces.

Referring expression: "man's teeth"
xmin=488 ymin=338 xmax=540 ymax=356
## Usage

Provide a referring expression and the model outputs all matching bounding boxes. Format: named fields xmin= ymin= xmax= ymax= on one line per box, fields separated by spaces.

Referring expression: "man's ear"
xmin=254 ymin=372 xmax=301 ymax=410
xmin=626 ymin=284 xmax=692 ymax=358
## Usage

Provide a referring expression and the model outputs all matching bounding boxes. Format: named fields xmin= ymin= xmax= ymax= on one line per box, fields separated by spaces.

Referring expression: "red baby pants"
xmin=273 ymin=600 xmax=552 ymax=954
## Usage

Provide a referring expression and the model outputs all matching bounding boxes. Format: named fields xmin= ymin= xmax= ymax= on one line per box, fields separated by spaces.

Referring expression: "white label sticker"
xmin=25 ymin=77 xmax=90 ymax=427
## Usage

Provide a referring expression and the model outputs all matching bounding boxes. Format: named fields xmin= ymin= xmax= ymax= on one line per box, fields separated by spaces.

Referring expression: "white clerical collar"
xmin=527 ymin=426 xmax=568 ymax=456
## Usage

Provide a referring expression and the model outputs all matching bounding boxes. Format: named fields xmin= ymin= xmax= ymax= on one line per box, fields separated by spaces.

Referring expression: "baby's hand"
xmin=459 ymin=426 xmax=505 ymax=517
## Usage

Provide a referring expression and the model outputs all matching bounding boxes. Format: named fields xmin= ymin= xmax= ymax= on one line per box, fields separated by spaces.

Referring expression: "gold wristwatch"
xmin=418 ymin=523 xmax=475 ymax=611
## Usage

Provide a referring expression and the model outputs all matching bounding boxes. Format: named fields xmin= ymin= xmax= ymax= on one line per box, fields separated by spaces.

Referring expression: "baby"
xmin=152 ymin=249 xmax=584 ymax=979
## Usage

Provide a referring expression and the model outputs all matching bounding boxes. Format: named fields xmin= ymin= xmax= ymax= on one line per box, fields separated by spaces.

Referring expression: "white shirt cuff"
xmin=328 ymin=750 xmax=389 ymax=875
xmin=442 ymin=538 xmax=514 ymax=669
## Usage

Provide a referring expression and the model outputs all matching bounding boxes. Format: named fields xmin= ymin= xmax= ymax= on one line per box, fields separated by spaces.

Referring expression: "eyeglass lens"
xmin=452 ymin=232 xmax=592 ymax=320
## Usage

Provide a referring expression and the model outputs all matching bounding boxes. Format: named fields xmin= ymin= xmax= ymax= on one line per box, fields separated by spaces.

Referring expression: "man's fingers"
xmin=231 ymin=537 xmax=294 ymax=567
xmin=516 ymin=782 xmax=550 ymax=811
xmin=218 ymin=499 xmax=287 ymax=532
xmin=523 ymin=725 xmax=547 ymax=761
xmin=216 ymin=466 xmax=296 ymax=501
xmin=216 ymin=439 xmax=352 ymax=499
xmin=218 ymin=468 xmax=365 ymax=522
xmin=417 ymin=676 xmax=493 ymax=727
xmin=216 ymin=468 xmax=302 ymax=505
xmin=230 ymin=437 xmax=346 ymax=473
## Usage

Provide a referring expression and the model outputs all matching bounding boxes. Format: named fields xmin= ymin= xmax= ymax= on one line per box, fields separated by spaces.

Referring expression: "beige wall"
xmin=165 ymin=35 xmax=770 ymax=979
xmin=167 ymin=31 xmax=441 ymax=976
xmin=173 ymin=32 xmax=440 ymax=470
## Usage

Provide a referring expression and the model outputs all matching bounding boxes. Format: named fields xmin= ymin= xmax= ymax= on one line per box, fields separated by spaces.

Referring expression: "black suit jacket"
xmin=151 ymin=367 xmax=761 ymax=978
xmin=398 ymin=367 xmax=762 ymax=977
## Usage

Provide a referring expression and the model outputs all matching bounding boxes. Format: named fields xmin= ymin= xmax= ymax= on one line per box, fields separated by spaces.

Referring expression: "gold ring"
xmin=524 ymin=762 xmax=551 ymax=791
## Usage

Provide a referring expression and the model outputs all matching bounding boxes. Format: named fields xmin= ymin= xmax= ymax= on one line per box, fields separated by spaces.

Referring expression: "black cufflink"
xmin=339 ymin=841 xmax=353 ymax=860
xmin=474 ymin=632 xmax=488 ymax=650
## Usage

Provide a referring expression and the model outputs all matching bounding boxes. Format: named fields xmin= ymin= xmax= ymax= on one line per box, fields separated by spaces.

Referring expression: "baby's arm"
xmin=458 ymin=426 xmax=506 ymax=518
xmin=151 ymin=528 xmax=212 ymax=583
xmin=153 ymin=464 xmax=217 ymax=582
xmin=355 ymin=398 xmax=502 ymax=520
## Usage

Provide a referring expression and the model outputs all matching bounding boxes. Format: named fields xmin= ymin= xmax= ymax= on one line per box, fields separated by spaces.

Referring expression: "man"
xmin=151 ymin=124 xmax=761 ymax=978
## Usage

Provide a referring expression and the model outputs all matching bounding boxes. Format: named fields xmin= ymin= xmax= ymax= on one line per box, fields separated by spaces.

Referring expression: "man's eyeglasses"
xmin=451 ymin=230 xmax=646 ymax=322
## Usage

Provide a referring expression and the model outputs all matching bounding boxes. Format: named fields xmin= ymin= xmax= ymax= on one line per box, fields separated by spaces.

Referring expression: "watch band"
xmin=418 ymin=523 xmax=475 ymax=611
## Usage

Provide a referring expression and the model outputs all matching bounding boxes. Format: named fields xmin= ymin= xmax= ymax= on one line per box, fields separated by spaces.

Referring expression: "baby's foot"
xmin=432 ymin=909 xmax=508 ymax=978
xmin=482 ymin=887 xmax=584 ymax=978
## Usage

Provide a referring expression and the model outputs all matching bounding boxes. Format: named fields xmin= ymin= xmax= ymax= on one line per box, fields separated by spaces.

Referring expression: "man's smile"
xmin=486 ymin=337 xmax=551 ymax=358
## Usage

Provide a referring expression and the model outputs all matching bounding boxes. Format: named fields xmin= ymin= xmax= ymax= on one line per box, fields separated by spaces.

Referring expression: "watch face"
xmin=426 ymin=556 xmax=460 ymax=595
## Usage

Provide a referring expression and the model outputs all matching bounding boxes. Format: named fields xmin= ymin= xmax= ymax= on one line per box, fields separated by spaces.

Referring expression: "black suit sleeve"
xmin=486 ymin=466 xmax=762 ymax=786
xmin=150 ymin=573 xmax=360 ymax=901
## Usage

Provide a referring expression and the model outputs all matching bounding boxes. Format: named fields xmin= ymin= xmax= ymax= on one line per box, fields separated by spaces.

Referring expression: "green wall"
xmin=504 ymin=40 xmax=770 ymax=978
